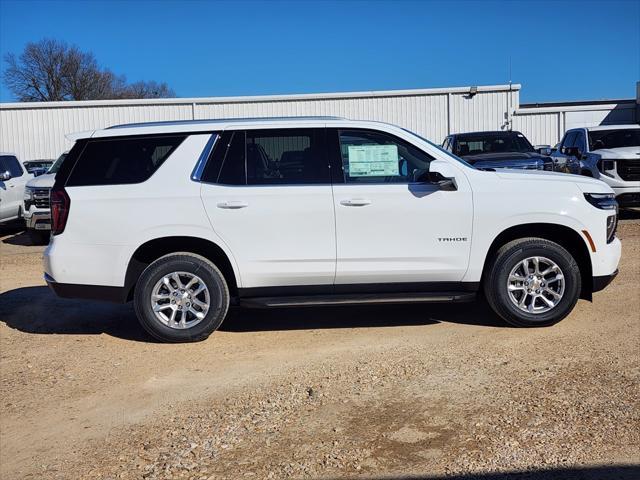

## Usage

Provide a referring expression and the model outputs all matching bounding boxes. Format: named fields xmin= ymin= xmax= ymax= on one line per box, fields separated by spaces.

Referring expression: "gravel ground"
xmin=0 ymin=222 xmax=638 ymax=479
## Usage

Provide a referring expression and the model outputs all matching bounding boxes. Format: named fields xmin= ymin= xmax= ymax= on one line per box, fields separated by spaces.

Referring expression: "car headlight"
xmin=584 ymin=193 xmax=617 ymax=210
xmin=24 ymin=187 xmax=34 ymax=201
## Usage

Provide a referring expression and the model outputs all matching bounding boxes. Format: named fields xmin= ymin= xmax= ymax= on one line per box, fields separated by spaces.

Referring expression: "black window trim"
xmin=197 ymin=127 xmax=334 ymax=188
xmin=64 ymin=133 xmax=188 ymax=188
xmin=329 ymin=127 xmax=435 ymax=186
xmin=191 ymin=133 xmax=220 ymax=182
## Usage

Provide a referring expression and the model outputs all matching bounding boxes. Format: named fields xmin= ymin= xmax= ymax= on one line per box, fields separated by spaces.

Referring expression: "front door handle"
xmin=340 ymin=198 xmax=371 ymax=207
xmin=217 ymin=201 xmax=248 ymax=209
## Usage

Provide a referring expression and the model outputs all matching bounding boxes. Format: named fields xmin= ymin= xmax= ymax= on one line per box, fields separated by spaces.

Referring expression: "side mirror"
xmin=412 ymin=163 xmax=457 ymax=191
xmin=428 ymin=171 xmax=457 ymax=191
xmin=0 ymin=171 xmax=11 ymax=181
xmin=536 ymin=147 xmax=552 ymax=156
xmin=563 ymin=146 xmax=582 ymax=159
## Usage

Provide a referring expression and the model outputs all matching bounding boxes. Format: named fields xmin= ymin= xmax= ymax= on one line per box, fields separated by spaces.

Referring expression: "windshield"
xmin=588 ymin=128 xmax=640 ymax=150
xmin=454 ymin=132 xmax=534 ymax=156
xmin=48 ymin=153 xmax=68 ymax=174
xmin=400 ymin=128 xmax=475 ymax=169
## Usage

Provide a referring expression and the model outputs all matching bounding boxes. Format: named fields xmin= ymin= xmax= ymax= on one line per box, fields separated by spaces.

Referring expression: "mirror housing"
xmin=535 ymin=145 xmax=552 ymax=156
xmin=413 ymin=160 xmax=457 ymax=191
xmin=563 ymin=146 xmax=582 ymax=159
xmin=0 ymin=170 xmax=11 ymax=181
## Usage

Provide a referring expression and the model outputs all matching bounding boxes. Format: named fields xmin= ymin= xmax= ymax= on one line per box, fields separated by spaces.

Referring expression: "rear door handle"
xmin=340 ymin=198 xmax=371 ymax=207
xmin=217 ymin=201 xmax=248 ymax=209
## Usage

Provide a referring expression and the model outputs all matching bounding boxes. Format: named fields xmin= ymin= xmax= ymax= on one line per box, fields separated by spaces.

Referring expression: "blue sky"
xmin=0 ymin=0 xmax=638 ymax=103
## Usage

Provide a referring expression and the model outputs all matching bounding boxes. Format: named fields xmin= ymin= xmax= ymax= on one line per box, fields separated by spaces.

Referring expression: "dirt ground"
xmin=1 ymin=221 xmax=639 ymax=480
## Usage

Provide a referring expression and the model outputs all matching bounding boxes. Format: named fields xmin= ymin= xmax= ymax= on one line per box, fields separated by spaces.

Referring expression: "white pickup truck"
xmin=23 ymin=152 xmax=68 ymax=243
xmin=0 ymin=153 xmax=33 ymax=225
xmin=553 ymin=125 xmax=639 ymax=208
xmin=44 ymin=117 xmax=621 ymax=343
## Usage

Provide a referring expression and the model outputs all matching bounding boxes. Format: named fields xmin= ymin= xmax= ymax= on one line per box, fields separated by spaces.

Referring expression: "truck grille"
xmin=33 ymin=188 xmax=51 ymax=209
xmin=617 ymin=160 xmax=640 ymax=181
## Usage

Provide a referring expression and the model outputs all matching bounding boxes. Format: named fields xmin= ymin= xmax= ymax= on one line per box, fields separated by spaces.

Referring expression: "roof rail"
xmin=107 ymin=116 xmax=346 ymax=129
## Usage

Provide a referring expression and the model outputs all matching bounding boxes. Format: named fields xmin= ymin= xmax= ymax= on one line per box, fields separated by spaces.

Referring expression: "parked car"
xmin=23 ymin=160 xmax=53 ymax=177
xmin=442 ymin=131 xmax=579 ymax=173
xmin=0 ymin=153 xmax=33 ymax=224
xmin=44 ymin=117 xmax=620 ymax=342
xmin=552 ymin=125 xmax=639 ymax=208
xmin=23 ymin=151 xmax=68 ymax=243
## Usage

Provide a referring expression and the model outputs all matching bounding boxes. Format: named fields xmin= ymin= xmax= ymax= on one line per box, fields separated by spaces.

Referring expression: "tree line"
xmin=3 ymin=39 xmax=175 ymax=102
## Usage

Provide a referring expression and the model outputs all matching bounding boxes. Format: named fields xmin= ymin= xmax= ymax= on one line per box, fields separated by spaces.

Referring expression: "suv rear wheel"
xmin=484 ymin=238 xmax=581 ymax=327
xmin=134 ymin=252 xmax=230 ymax=342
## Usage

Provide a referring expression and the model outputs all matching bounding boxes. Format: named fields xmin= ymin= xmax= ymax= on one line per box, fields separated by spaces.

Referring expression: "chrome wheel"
xmin=150 ymin=271 xmax=210 ymax=329
xmin=507 ymin=256 xmax=565 ymax=314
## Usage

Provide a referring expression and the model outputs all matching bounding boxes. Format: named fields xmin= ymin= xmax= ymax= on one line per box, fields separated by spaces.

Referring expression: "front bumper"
xmin=592 ymin=269 xmax=618 ymax=293
xmin=24 ymin=210 xmax=51 ymax=230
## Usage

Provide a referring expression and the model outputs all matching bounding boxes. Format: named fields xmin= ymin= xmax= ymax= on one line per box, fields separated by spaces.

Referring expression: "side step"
xmin=239 ymin=291 xmax=476 ymax=308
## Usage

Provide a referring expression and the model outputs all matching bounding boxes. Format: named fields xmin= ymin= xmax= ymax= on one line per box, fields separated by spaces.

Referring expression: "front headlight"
xmin=24 ymin=187 xmax=34 ymax=201
xmin=584 ymin=193 xmax=617 ymax=210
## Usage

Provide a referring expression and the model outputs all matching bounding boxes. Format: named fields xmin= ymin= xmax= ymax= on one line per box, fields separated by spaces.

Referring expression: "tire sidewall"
xmin=134 ymin=255 xmax=229 ymax=342
xmin=492 ymin=242 xmax=581 ymax=326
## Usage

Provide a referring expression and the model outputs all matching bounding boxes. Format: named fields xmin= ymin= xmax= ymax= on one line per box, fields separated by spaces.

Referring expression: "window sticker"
xmin=347 ymin=144 xmax=399 ymax=177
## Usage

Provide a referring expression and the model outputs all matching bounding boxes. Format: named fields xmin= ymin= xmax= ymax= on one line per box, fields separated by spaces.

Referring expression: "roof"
xmin=451 ymin=130 xmax=522 ymax=137
xmin=76 ymin=116 xmax=404 ymax=139
xmin=585 ymin=124 xmax=639 ymax=131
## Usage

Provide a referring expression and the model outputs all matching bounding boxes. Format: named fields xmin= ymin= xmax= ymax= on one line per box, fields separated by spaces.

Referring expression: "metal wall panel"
xmin=512 ymin=112 xmax=561 ymax=146
xmin=0 ymin=104 xmax=192 ymax=160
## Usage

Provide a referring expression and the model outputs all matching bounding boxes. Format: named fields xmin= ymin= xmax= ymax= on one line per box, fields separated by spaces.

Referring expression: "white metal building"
xmin=0 ymin=83 xmax=637 ymax=161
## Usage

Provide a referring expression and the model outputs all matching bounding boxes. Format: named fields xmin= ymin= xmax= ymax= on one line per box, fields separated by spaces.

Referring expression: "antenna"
xmin=508 ymin=55 xmax=512 ymax=87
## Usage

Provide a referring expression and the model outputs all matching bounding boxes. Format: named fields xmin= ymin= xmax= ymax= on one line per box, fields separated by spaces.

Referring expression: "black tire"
xmin=28 ymin=228 xmax=50 ymax=245
xmin=484 ymin=238 xmax=581 ymax=327
xmin=133 ymin=252 xmax=230 ymax=343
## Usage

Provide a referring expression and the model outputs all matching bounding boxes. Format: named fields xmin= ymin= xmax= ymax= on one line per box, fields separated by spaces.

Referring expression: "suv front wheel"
xmin=134 ymin=253 xmax=230 ymax=342
xmin=484 ymin=238 xmax=582 ymax=327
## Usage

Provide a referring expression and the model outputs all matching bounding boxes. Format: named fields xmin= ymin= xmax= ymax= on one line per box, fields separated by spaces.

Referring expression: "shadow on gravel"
xmin=345 ymin=465 xmax=640 ymax=479
xmin=0 ymin=224 xmax=26 ymax=240
xmin=619 ymin=208 xmax=640 ymax=221
xmin=0 ymin=286 xmax=155 ymax=342
xmin=1 ymin=229 xmax=35 ymax=246
xmin=0 ymin=286 xmax=504 ymax=340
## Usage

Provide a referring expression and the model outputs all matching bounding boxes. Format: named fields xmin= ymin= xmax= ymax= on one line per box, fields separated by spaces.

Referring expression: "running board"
xmin=239 ymin=292 xmax=476 ymax=308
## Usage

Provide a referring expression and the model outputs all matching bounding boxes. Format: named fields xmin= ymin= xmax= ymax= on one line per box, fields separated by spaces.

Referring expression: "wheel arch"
xmin=124 ymin=236 xmax=239 ymax=301
xmin=480 ymin=223 xmax=593 ymax=300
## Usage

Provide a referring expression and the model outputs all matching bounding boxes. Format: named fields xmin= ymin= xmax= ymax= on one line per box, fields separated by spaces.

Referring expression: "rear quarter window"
xmin=66 ymin=135 xmax=186 ymax=186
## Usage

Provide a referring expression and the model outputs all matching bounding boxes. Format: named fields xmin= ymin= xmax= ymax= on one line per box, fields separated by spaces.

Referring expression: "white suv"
xmin=45 ymin=117 xmax=621 ymax=342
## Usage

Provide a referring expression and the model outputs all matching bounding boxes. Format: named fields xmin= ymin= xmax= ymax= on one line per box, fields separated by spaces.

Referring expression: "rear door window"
xmin=66 ymin=135 xmax=186 ymax=186
xmin=202 ymin=128 xmax=330 ymax=186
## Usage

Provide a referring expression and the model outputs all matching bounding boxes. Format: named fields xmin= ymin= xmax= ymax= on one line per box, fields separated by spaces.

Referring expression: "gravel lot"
xmin=1 ymin=220 xmax=639 ymax=479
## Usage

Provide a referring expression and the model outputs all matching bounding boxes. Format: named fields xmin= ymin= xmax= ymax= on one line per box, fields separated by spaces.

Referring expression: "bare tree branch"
xmin=3 ymin=39 xmax=175 ymax=101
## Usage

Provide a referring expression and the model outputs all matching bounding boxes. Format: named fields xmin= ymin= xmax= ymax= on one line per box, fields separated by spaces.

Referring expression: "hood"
xmin=25 ymin=173 xmax=55 ymax=188
xmin=493 ymin=169 xmax=613 ymax=194
xmin=591 ymin=146 xmax=640 ymax=158
xmin=463 ymin=151 xmax=546 ymax=163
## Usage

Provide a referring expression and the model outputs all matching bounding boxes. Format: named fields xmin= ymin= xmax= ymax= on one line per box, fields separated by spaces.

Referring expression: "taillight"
xmin=50 ymin=187 xmax=70 ymax=235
